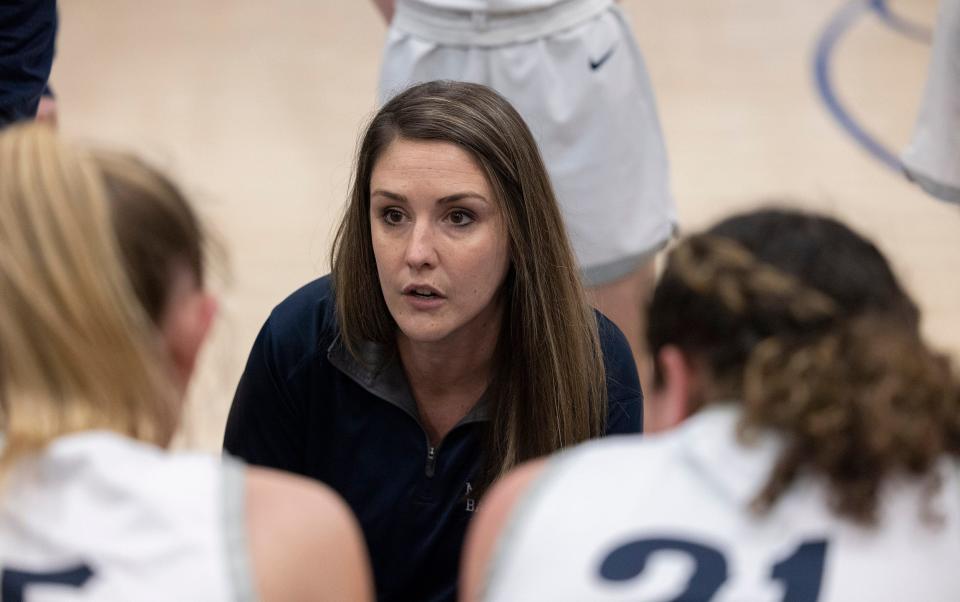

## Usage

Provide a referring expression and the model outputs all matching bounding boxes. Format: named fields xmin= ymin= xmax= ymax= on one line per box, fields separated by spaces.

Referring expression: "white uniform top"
xmin=411 ymin=0 xmax=561 ymax=13
xmin=0 ymin=432 xmax=257 ymax=602
xmin=902 ymin=0 xmax=960 ymax=203
xmin=485 ymin=405 xmax=960 ymax=601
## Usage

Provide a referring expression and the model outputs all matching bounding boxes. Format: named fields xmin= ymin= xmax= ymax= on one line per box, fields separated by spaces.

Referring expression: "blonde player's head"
xmin=0 ymin=123 xmax=215 ymax=470
xmin=646 ymin=208 xmax=960 ymax=524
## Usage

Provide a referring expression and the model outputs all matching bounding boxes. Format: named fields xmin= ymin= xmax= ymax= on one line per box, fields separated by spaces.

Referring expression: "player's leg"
xmin=902 ymin=0 xmax=960 ymax=203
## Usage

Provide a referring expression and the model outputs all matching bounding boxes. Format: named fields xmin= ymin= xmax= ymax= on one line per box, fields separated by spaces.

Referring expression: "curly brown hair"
xmin=647 ymin=208 xmax=960 ymax=524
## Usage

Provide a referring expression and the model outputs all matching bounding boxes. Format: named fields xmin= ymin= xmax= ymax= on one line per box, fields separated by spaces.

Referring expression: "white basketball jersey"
xmin=484 ymin=405 xmax=960 ymax=601
xmin=0 ymin=432 xmax=256 ymax=602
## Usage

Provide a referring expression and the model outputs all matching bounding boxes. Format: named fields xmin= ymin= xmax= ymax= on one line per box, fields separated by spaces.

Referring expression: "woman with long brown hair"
xmin=0 ymin=123 xmax=372 ymax=601
xmin=224 ymin=80 xmax=643 ymax=601
xmin=463 ymin=208 xmax=960 ymax=601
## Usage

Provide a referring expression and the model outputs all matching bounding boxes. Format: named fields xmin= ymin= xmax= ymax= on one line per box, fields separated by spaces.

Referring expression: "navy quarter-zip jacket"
xmin=224 ymin=275 xmax=643 ymax=601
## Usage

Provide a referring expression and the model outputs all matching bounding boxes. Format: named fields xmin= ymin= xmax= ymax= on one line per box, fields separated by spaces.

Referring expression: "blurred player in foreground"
xmin=0 ymin=123 xmax=372 ymax=601
xmin=463 ymin=208 xmax=960 ymax=601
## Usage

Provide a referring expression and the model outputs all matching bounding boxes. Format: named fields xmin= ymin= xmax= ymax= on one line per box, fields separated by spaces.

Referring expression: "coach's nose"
xmin=405 ymin=219 xmax=439 ymax=271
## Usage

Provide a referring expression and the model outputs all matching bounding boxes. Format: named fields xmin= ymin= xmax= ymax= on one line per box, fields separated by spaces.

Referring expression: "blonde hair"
xmin=332 ymin=81 xmax=606 ymax=495
xmin=0 ymin=123 xmax=202 ymax=470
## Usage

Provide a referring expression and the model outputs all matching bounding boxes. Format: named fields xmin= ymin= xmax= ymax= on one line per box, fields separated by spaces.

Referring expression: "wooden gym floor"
xmin=52 ymin=0 xmax=958 ymax=450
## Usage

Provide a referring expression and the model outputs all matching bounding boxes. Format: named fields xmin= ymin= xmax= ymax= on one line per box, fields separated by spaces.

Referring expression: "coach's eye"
xmin=447 ymin=210 xmax=475 ymax=227
xmin=383 ymin=208 xmax=406 ymax=225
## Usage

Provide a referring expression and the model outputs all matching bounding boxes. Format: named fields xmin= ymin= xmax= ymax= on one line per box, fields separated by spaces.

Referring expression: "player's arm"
xmin=246 ymin=467 xmax=374 ymax=602
xmin=459 ymin=459 xmax=548 ymax=602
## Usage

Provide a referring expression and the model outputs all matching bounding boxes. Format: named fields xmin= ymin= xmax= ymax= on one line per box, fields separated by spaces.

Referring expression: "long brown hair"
xmin=332 ymin=81 xmax=607 ymax=493
xmin=648 ymin=208 xmax=960 ymax=524
xmin=0 ymin=123 xmax=206 ymax=470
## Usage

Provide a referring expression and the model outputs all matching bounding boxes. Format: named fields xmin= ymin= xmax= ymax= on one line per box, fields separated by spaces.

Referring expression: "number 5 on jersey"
xmin=1 ymin=565 xmax=94 ymax=602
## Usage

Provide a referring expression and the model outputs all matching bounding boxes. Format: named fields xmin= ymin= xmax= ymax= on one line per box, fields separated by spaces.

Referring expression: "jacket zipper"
xmin=425 ymin=445 xmax=437 ymax=478
xmin=422 ymin=415 xmax=488 ymax=479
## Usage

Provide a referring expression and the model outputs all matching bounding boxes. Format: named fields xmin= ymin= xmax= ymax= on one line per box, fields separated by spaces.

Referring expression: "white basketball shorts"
xmin=380 ymin=0 xmax=677 ymax=285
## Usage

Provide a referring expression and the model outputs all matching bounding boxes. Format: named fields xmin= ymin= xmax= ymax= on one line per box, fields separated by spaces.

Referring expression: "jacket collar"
xmin=327 ymin=336 xmax=490 ymax=426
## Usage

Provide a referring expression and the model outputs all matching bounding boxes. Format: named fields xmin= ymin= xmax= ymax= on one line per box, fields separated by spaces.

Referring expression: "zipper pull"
xmin=426 ymin=446 xmax=437 ymax=478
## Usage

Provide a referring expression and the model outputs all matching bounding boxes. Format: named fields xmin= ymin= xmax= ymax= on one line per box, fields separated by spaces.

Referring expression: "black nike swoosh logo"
xmin=589 ymin=45 xmax=617 ymax=70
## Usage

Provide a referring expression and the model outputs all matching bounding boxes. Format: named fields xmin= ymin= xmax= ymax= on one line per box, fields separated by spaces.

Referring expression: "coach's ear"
xmin=645 ymin=345 xmax=694 ymax=432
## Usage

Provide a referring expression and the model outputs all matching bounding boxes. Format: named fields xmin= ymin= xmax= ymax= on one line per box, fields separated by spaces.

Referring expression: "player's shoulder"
xmin=244 ymin=466 xmax=373 ymax=601
xmin=560 ymin=429 xmax=681 ymax=482
xmin=480 ymin=436 xmax=678 ymax=555
xmin=462 ymin=459 xmax=550 ymax=602
xmin=48 ymin=432 xmax=224 ymax=496
xmin=246 ymin=467 xmax=355 ymax=546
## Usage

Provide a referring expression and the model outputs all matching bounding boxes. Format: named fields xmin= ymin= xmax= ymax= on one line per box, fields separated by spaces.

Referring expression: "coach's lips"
xmin=401 ymin=284 xmax=446 ymax=310
xmin=402 ymin=284 xmax=445 ymax=298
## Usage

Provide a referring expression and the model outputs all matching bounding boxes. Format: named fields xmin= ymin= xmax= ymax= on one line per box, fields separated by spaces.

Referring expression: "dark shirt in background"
xmin=0 ymin=0 xmax=57 ymax=127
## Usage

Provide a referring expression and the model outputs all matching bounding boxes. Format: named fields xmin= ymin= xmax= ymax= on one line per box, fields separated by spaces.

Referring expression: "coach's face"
xmin=369 ymin=138 xmax=511 ymax=346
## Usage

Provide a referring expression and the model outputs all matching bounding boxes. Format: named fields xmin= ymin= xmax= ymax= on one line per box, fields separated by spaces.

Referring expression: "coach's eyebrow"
xmin=437 ymin=192 xmax=490 ymax=205
xmin=371 ymin=190 xmax=491 ymax=205
xmin=371 ymin=190 xmax=407 ymax=202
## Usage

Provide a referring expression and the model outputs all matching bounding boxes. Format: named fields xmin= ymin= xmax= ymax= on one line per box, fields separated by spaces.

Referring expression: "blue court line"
xmin=870 ymin=0 xmax=933 ymax=43
xmin=813 ymin=0 xmax=904 ymax=172
xmin=813 ymin=0 xmax=934 ymax=173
